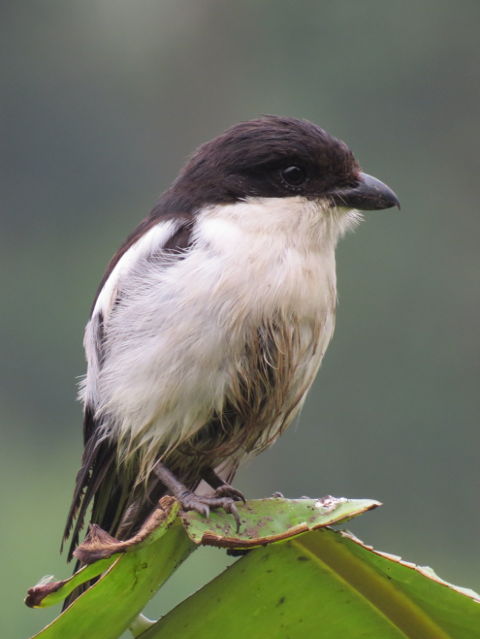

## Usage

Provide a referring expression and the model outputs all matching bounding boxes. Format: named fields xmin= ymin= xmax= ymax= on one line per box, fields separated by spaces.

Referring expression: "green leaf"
xmin=27 ymin=499 xmax=195 ymax=639
xmin=140 ymin=528 xmax=480 ymax=639
xmin=182 ymin=495 xmax=380 ymax=547
xmin=26 ymin=496 xmax=480 ymax=639
xmin=26 ymin=496 xmax=378 ymax=638
xmin=26 ymin=557 xmax=118 ymax=608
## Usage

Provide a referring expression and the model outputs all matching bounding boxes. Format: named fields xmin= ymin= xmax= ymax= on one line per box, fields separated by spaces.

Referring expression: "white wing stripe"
xmin=92 ymin=219 xmax=180 ymax=321
xmin=81 ymin=218 xmax=180 ymax=408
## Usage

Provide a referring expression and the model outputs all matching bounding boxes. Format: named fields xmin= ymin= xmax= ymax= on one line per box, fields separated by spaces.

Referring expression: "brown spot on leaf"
xmin=74 ymin=496 xmax=177 ymax=563
xmin=25 ymin=579 xmax=68 ymax=608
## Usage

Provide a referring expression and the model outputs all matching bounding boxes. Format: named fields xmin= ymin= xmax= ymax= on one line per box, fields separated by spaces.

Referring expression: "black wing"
xmin=62 ymin=214 xmax=194 ymax=560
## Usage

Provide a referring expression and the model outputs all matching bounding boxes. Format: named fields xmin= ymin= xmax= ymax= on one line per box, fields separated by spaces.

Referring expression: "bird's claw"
xmin=219 ymin=498 xmax=242 ymax=532
xmin=179 ymin=492 xmax=242 ymax=532
xmin=179 ymin=492 xmax=211 ymax=518
xmin=214 ymin=483 xmax=246 ymax=503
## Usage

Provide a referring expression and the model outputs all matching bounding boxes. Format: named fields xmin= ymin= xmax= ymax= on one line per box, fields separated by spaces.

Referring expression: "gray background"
xmin=2 ymin=2 xmax=479 ymax=637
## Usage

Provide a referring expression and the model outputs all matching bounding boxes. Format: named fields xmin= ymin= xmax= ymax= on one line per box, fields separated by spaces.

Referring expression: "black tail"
xmin=61 ymin=407 xmax=168 ymax=609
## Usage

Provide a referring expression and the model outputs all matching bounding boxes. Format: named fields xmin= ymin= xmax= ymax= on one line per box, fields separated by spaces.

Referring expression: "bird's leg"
xmin=153 ymin=461 xmax=242 ymax=530
xmin=201 ymin=467 xmax=246 ymax=503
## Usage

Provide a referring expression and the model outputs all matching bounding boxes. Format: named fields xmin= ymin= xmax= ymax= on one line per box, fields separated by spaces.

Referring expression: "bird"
xmin=62 ymin=115 xmax=399 ymax=561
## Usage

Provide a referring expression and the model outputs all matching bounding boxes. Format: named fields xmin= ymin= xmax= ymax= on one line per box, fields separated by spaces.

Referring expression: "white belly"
xmin=83 ymin=197 xmax=342 ymax=482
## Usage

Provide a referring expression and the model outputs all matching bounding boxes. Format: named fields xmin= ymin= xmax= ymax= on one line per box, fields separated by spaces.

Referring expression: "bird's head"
xmin=163 ymin=115 xmax=399 ymax=216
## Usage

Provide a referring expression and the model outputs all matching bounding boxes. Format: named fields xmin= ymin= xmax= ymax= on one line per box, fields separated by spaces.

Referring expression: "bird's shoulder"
xmin=91 ymin=210 xmax=194 ymax=319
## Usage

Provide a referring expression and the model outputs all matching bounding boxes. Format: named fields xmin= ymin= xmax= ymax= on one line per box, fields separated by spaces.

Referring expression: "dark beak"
xmin=328 ymin=172 xmax=400 ymax=211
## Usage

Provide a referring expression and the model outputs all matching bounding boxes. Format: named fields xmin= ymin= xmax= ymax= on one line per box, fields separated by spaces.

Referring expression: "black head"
xmin=93 ymin=117 xmax=398 ymax=314
xmin=155 ymin=116 xmax=399 ymax=216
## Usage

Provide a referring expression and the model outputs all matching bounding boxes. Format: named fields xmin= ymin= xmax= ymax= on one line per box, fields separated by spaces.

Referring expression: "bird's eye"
xmin=280 ymin=165 xmax=307 ymax=188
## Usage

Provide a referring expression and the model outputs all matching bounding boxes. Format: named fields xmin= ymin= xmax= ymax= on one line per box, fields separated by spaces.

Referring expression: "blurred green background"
xmin=2 ymin=2 xmax=479 ymax=637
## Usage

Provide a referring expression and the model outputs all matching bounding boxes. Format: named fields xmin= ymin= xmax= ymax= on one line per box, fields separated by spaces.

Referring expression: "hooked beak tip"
xmin=329 ymin=172 xmax=400 ymax=212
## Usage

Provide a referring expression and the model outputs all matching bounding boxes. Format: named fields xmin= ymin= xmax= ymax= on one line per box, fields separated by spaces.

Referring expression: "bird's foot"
xmin=213 ymin=482 xmax=246 ymax=503
xmin=153 ymin=461 xmax=244 ymax=531
xmin=179 ymin=491 xmax=242 ymax=532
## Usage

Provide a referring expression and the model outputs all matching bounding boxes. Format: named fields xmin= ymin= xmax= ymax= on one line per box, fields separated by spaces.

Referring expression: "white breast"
xmin=81 ymin=196 xmax=355 ymax=482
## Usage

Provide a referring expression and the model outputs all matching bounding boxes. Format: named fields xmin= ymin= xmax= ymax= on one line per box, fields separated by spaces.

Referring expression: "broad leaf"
xmin=26 ymin=496 xmax=377 ymax=638
xmin=26 ymin=499 xmax=195 ymax=639
xmin=26 ymin=496 xmax=479 ymax=639
xmin=140 ymin=528 xmax=480 ymax=639
xmin=182 ymin=495 xmax=380 ymax=547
